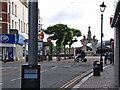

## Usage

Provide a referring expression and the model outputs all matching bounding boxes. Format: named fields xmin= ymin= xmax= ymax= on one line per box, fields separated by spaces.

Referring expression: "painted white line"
xmin=73 ymin=73 xmax=93 ymax=88
xmin=73 ymin=65 xmax=110 ymax=88
xmin=10 ymin=77 xmax=21 ymax=82
xmin=44 ymin=70 xmax=48 ymax=72
xmin=0 ymin=83 xmax=3 ymax=85
xmin=51 ymin=66 xmax=57 ymax=69
xmin=41 ymin=66 xmax=57 ymax=73
xmin=41 ymin=69 xmax=48 ymax=73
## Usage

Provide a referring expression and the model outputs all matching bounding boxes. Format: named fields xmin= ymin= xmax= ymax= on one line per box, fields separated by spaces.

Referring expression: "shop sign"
xmin=18 ymin=34 xmax=25 ymax=45
xmin=0 ymin=34 xmax=17 ymax=43
xmin=47 ymin=37 xmax=51 ymax=42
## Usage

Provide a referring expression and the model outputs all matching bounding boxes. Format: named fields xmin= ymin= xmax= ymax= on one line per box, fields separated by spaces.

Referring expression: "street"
xmin=1 ymin=56 xmax=100 ymax=89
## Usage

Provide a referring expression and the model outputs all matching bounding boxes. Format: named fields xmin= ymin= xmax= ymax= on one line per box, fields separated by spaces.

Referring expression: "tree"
xmin=44 ymin=24 xmax=68 ymax=60
xmin=68 ymin=29 xmax=82 ymax=57
xmin=44 ymin=24 xmax=82 ymax=60
xmin=63 ymin=28 xmax=73 ymax=59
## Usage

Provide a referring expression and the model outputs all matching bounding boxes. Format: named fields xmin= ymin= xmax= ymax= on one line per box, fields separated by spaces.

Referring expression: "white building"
xmin=0 ymin=0 xmax=28 ymax=61
xmin=10 ymin=0 xmax=28 ymax=34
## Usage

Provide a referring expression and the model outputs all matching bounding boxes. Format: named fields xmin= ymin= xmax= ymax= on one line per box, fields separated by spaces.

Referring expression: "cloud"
xmin=42 ymin=3 xmax=83 ymax=23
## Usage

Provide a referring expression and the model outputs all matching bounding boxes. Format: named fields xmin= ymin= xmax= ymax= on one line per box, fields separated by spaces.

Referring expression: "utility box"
xmin=21 ymin=65 xmax=40 ymax=89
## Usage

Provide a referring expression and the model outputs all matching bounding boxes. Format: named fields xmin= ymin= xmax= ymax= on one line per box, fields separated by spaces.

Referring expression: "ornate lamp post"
xmin=100 ymin=2 xmax=106 ymax=71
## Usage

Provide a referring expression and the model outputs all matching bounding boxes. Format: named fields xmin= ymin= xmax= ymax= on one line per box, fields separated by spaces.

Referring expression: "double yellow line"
xmin=59 ymin=69 xmax=93 ymax=89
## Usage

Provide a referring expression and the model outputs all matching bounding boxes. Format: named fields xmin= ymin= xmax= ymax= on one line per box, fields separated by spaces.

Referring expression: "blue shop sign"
xmin=18 ymin=34 xmax=25 ymax=45
xmin=0 ymin=34 xmax=17 ymax=43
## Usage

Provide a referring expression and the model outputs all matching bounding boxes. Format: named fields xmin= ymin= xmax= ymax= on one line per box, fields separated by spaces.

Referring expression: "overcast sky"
xmin=38 ymin=0 xmax=115 ymax=47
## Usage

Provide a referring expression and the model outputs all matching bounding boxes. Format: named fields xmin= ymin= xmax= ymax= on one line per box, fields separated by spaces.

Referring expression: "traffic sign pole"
xmin=21 ymin=1 xmax=40 ymax=89
xmin=28 ymin=1 xmax=38 ymax=65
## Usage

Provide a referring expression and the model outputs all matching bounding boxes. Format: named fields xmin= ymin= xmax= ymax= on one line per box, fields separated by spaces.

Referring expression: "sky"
xmin=38 ymin=0 xmax=115 ymax=47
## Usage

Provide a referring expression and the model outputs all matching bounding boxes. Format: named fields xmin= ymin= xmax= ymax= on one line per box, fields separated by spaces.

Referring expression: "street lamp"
xmin=100 ymin=2 xmax=106 ymax=71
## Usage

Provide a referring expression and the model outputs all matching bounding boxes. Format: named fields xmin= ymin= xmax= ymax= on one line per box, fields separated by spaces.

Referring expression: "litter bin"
xmin=93 ymin=60 xmax=100 ymax=76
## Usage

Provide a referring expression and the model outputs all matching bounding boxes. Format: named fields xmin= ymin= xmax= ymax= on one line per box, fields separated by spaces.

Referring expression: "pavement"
xmin=73 ymin=64 xmax=118 ymax=90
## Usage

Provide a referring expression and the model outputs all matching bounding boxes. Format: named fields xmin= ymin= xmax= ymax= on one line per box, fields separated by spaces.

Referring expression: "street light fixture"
xmin=100 ymin=2 xmax=106 ymax=72
xmin=100 ymin=2 xmax=106 ymax=12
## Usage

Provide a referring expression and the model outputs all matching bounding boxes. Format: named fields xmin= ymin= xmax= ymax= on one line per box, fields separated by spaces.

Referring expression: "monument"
xmin=80 ymin=26 xmax=98 ymax=55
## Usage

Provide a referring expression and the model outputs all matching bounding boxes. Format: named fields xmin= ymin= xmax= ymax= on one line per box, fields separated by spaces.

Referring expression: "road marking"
xmin=10 ymin=77 xmax=21 ymax=82
xmin=59 ymin=69 xmax=93 ymax=89
xmin=51 ymin=66 xmax=57 ymax=69
xmin=73 ymin=73 xmax=93 ymax=88
xmin=73 ymin=65 xmax=110 ymax=88
xmin=41 ymin=66 xmax=57 ymax=73
xmin=41 ymin=69 xmax=48 ymax=73
xmin=0 ymin=83 xmax=3 ymax=85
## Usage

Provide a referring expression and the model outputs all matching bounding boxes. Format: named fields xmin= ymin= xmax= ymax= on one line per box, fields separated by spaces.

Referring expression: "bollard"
xmin=93 ymin=60 xmax=101 ymax=76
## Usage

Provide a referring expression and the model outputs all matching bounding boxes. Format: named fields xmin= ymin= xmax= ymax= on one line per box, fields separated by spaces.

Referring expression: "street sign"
xmin=21 ymin=65 xmax=40 ymax=88
xmin=47 ymin=37 xmax=51 ymax=42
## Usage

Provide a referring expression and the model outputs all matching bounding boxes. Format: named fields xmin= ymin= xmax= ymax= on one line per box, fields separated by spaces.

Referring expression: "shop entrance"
xmin=0 ymin=47 xmax=13 ymax=61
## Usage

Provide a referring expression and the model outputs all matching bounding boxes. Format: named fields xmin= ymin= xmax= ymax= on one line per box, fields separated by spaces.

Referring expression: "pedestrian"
xmin=112 ymin=52 xmax=114 ymax=65
xmin=4 ymin=55 xmax=7 ymax=63
xmin=110 ymin=52 xmax=113 ymax=64
xmin=104 ymin=52 xmax=108 ymax=65
xmin=81 ymin=50 xmax=85 ymax=61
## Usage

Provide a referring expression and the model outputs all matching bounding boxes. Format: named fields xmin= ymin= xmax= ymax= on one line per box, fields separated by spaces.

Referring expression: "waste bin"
xmin=93 ymin=60 xmax=100 ymax=76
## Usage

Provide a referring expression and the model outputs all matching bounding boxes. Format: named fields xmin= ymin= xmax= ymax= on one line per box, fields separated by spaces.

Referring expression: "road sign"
xmin=47 ymin=37 xmax=51 ymax=42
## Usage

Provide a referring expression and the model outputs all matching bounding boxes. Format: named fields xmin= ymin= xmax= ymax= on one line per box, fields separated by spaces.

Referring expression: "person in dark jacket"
xmin=81 ymin=50 xmax=86 ymax=61
xmin=104 ymin=52 xmax=108 ymax=65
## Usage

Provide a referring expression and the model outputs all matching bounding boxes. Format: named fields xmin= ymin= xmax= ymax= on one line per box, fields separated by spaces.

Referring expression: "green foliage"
xmin=44 ymin=24 xmax=82 ymax=48
xmin=44 ymin=24 xmax=68 ymax=47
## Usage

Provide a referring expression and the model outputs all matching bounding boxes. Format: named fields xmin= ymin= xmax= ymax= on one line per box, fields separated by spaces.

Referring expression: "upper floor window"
xmin=15 ymin=22 xmax=17 ymax=29
xmin=19 ymin=19 xmax=20 ymax=31
xmin=0 ymin=2 xmax=2 ymax=13
xmin=12 ymin=2 xmax=14 ymax=15
xmin=15 ymin=5 xmax=17 ymax=16
xmin=12 ymin=20 xmax=14 ymax=28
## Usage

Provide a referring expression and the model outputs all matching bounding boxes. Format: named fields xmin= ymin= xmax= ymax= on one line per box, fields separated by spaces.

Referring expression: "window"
xmin=8 ymin=3 xmax=9 ymax=14
xmin=12 ymin=20 xmax=14 ymax=28
xmin=19 ymin=19 xmax=20 ymax=31
xmin=21 ymin=21 xmax=22 ymax=32
xmin=0 ymin=3 xmax=1 ymax=11
xmin=8 ymin=24 xmax=10 ymax=34
xmin=24 ymin=23 xmax=25 ymax=33
xmin=15 ymin=5 xmax=17 ymax=16
xmin=15 ymin=22 xmax=17 ymax=29
xmin=26 ymin=24 xmax=27 ymax=34
xmin=12 ymin=2 xmax=14 ymax=15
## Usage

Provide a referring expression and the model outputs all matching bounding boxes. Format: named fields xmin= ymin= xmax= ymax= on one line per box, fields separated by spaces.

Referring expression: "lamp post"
xmin=100 ymin=2 xmax=106 ymax=71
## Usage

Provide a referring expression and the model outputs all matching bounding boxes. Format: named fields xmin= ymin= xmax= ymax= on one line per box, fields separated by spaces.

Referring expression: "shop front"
xmin=0 ymin=34 xmax=17 ymax=61
xmin=0 ymin=33 xmax=25 ymax=61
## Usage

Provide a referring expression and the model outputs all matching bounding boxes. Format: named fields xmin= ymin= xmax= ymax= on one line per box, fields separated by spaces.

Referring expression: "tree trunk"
xmin=69 ymin=45 xmax=71 ymax=59
xmin=64 ymin=45 xmax=66 ymax=60
xmin=57 ymin=47 xmax=61 ymax=61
